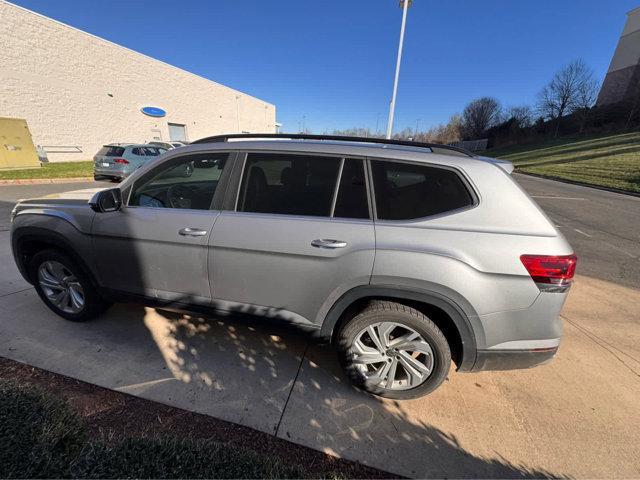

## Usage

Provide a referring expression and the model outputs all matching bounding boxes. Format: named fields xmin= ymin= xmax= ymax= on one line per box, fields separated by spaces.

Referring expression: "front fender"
xmin=11 ymin=216 xmax=97 ymax=286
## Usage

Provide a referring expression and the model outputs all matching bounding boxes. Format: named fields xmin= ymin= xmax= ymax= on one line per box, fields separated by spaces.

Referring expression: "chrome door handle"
xmin=178 ymin=227 xmax=208 ymax=237
xmin=311 ymin=239 xmax=348 ymax=249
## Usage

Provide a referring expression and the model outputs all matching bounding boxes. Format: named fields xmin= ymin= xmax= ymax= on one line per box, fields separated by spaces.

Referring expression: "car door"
xmin=208 ymin=152 xmax=375 ymax=327
xmin=91 ymin=151 xmax=233 ymax=305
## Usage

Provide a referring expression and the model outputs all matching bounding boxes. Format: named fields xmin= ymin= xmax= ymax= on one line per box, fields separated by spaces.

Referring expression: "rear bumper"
xmin=471 ymin=347 xmax=558 ymax=371
xmin=94 ymin=166 xmax=133 ymax=178
xmin=94 ymin=174 xmax=124 ymax=181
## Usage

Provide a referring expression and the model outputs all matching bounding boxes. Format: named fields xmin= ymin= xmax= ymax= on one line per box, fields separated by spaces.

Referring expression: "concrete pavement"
xmin=1 ymin=178 xmax=639 ymax=477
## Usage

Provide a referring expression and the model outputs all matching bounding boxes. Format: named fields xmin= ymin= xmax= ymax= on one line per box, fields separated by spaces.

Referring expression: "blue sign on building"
xmin=141 ymin=106 xmax=166 ymax=117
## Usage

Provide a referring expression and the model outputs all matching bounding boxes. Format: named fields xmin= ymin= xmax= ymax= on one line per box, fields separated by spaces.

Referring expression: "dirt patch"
xmin=0 ymin=357 xmax=396 ymax=478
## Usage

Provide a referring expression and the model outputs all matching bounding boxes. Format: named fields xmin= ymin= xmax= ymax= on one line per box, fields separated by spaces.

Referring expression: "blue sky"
xmin=11 ymin=0 xmax=639 ymax=134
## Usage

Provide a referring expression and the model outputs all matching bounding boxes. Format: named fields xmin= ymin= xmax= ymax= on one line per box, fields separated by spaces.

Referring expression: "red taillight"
xmin=520 ymin=254 xmax=577 ymax=288
xmin=114 ymin=158 xmax=129 ymax=164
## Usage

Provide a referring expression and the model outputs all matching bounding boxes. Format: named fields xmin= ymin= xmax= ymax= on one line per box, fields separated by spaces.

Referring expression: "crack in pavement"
xmin=274 ymin=341 xmax=310 ymax=437
xmin=562 ymin=314 xmax=640 ymax=379
xmin=0 ymin=287 xmax=32 ymax=299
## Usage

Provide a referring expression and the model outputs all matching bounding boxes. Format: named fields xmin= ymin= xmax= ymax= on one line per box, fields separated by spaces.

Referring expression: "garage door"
xmin=168 ymin=123 xmax=187 ymax=142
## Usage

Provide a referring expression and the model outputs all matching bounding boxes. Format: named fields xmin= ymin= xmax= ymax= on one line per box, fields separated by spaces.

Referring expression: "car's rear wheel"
xmin=29 ymin=249 xmax=112 ymax=322
xmin=338 ymin=300 xmax=451 ymax=399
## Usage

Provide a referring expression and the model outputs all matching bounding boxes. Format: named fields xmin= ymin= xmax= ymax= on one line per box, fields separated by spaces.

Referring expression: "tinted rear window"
xmin=132 ymin=147 xmax=165 ymax=156
xmin=333 ymin=158 xmax=369 ymax=219
xmin=237 ymin=153 xmax=341 ymax=217
xmin=98 ymin=146 xmax=125 ymax=157
xmin=371 ymin=160 xmax=474 ymax=220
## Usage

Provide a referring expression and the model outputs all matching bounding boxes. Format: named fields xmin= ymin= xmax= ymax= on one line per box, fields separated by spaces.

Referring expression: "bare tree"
xmin=461 ymin=97 xmax=502 ymax=139
xmin=392 ymin=127 xmax=415 ymax=140
xmin=506 ymin=105 xmax=533 ymax=128
xmin=575 ymin=77 xmax=598 ymax=133
xmin=536 ymin=59 xmax=596 ymax=136
xmin=328 ymin=127 xmax=378 ymax=138
xmin=417 ymin=114 xmax=463 ymax=144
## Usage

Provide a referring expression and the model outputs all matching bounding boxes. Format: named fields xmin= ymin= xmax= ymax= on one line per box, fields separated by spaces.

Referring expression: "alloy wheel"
xmin=351 ymin=322 xmax=434 ymax=390
xmin=37 ymin=260 xmax=85 ymax=314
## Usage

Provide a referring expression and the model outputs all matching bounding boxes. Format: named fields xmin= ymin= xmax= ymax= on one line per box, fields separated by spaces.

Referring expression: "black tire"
xmin=28 ymin=249 xmax=112 ymax=322
xmin=337 ymin=300 xmax=451 ymax=399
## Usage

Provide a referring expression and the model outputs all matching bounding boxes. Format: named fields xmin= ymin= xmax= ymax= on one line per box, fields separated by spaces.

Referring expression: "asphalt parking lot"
xmin=0 ymin=176 xmax=639 ymax=478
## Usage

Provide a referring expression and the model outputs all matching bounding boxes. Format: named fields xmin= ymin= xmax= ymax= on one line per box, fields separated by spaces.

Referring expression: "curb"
xmin=515 ymin=171 xmax=640 ymax=198
xmin=0 ymin=177 xmax=94 ymax=186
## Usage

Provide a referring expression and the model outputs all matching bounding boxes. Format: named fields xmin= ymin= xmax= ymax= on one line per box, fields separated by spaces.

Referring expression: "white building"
xmin=597 ymin=6 xmax=640 ymax=106
xmin=0 ymin=1 xmax=276 ymax=162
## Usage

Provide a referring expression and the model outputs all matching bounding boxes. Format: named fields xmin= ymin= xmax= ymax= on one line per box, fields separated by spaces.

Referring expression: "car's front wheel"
xmin=338 ymin=301 xmax=451 ymax=399
xmin=29 ymin=249 xmax=112 ymax=322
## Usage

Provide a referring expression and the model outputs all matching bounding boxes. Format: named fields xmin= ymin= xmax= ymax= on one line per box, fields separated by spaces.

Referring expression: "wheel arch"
xmin=320 ymin=285 xmax=480 ymax=371
xmin=12 ymin=226 xmax=98 ymax=287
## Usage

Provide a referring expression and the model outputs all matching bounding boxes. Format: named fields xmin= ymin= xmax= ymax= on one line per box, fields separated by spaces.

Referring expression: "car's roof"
xmin=173 ymin=138 xmax=509 ymax=170
xmin=120 ymin=137 xmax=514 ymax=192
xmin=103 ymin=143 xmax=164 ymax=148
xmin=187 ymin=134 xmax=515 ymax=172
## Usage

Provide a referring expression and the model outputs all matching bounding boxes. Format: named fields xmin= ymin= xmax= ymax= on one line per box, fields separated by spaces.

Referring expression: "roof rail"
xmin=190 ymin=133 xmax=475 ymax=156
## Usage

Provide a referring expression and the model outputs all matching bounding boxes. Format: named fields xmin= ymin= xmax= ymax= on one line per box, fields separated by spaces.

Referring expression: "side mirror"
xmin=90 ymin=188 xmax=122 ymax=213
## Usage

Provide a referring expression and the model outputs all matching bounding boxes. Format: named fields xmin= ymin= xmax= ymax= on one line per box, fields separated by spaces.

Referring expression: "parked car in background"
xmin=148 ymin=141 xmax=187 ymax=150
xmin=93 ymin=144 xmax=167 ymax=182
xmin=11 ymin=133 xmax=576 ymax=399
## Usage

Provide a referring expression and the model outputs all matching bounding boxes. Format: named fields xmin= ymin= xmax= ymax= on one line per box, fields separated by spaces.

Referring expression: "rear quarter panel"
xmin=371 ymin=161 xmax=573 ymax=349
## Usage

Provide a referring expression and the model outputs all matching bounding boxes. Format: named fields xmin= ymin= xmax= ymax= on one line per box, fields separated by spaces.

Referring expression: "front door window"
xmin=129 ymin=154 xmax=227 ymax=210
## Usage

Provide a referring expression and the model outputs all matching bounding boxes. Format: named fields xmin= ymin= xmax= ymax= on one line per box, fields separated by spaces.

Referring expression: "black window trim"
xmin=125 ymin=150 xmax=237 ymax=212
xmin=227 ymin=150 xmax=372 ymax=221
xmin=365 ymin=156 xmax=479 ymax=223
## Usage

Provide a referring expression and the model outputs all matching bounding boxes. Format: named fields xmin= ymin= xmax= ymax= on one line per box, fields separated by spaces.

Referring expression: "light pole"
xmin=415 ymin=118 xmax=421 ymax=137
xmin=386 ymin=0 xmax=412 ymax=139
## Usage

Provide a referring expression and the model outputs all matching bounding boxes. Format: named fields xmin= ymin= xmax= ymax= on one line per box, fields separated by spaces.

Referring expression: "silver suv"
xmin=93 ymin=143 xmax=167 ymax=182
xmin=10 ymin=134 xmax=577 ymax=399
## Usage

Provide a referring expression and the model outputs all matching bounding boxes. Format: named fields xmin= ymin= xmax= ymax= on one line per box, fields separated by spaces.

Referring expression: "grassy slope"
xmin=486 ymin=132 xmax=640 ymax=193
xmin=0 ymin=161 xmax=93 ymax=180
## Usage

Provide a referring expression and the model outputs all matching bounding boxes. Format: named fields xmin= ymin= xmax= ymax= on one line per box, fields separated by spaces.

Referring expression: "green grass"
xmin=0 ymin=161 xmax=93 ymax=180
xmin=485 ymin=131 xmax=640 ymax=193
xmin=0 ymin=380 xmax=331 ymax=479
